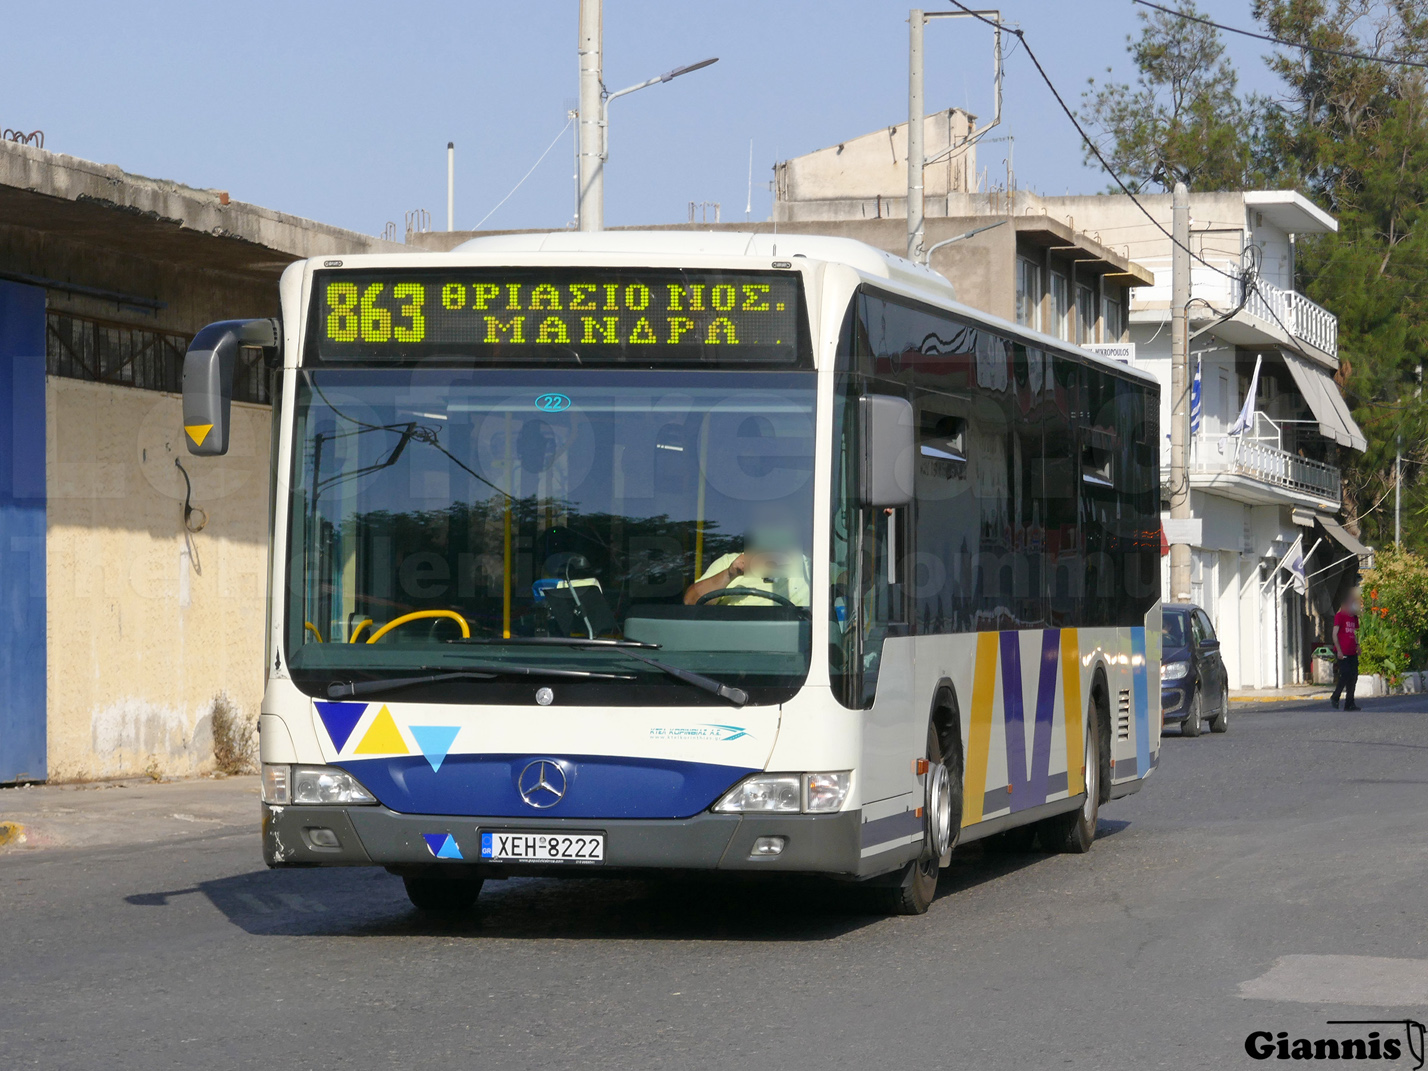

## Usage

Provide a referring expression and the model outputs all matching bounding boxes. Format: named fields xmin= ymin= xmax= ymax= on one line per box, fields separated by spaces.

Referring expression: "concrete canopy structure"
xmin=0 ymin=139 xmax=400 ymax=783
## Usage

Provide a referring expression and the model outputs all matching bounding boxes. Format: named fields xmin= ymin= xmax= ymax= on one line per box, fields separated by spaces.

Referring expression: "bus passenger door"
xmin=859 ymin=502 xmax=914 ymax=808
xmin=829 ymin=391 xmax=914 ymax=810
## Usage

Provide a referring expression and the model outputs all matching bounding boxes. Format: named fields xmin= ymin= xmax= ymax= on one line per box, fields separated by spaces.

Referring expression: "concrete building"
xmin=773 ymin=108 xmax=981 ymax=224
xmin=739 ymin=129 xmax=1368 ymax=689
xmin=1018 ymin=189 xmax=1367 ymax=689
xmin=0 ymin=138 xmax=399 ymax=783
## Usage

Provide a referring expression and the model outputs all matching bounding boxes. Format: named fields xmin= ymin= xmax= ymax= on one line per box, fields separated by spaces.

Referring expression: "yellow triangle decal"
xmin=354 ymin=705 xmax=409 ymax=755
xmin=185 ymin=423 xmax=213 ymax=446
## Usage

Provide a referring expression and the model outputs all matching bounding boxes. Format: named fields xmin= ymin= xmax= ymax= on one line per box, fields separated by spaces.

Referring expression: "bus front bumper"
xmin=261 ymin=802 xmax=867 ymax=877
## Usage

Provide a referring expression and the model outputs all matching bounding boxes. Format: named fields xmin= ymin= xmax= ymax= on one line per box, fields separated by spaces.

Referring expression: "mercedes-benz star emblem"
xmin=517 ymin=760 xmax=567 ymax=809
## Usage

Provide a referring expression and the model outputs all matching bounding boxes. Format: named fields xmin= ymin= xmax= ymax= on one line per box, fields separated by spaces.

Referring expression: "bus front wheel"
xmin=882 ymin=724 xmax=951 ymax=915
xmin=403 ymin=875 xmax=483 ymax=913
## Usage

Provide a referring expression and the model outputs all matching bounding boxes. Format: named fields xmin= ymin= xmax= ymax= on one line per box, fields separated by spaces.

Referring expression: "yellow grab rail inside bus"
xmin=304 ymin=622 xmax=324 ymax=643
xmin=349 ymin=618 xmax=374 ymax=643
xmin=365 ymin=610 xmax=471 ymax=644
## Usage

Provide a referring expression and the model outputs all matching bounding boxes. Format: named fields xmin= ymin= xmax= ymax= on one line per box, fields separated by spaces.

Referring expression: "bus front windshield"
xmin=285 ymin=369 xmax=817 ymax=705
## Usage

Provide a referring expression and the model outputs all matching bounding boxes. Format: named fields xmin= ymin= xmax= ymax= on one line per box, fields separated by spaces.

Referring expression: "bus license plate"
xmin=479 ymin=831 xmax=605 ymax=863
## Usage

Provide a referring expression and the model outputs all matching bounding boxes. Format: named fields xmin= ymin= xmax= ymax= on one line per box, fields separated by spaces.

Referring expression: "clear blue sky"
xmin=3 ymin=1 xmax=1284 ymax=237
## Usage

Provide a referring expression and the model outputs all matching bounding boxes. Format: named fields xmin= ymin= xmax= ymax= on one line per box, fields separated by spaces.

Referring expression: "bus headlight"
xmin=276 ymin=765 xmax=378 ymax=805
xmin=714 ymin=772 xmax=852 ymax=814
xmin=715 ymin=774 xmax=801 ymax=813
xmin=1161 ymin=661 xmax=1190 ymax=681
xmin=261 ymin=763 xmax=289 ymax=804
xmin=804 ymin=771 xmax=852 ymax=813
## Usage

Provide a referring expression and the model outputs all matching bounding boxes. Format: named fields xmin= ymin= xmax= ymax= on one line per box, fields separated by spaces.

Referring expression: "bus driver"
xmin=683 ymin=513 xmax=810 ymax=608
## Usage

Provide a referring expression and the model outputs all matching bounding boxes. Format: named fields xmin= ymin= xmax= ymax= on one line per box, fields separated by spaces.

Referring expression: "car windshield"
xmin=285 ymin=368 xmax=817 ymax=705
xmin=1162 ymin=611 xmax=1189 ymax=649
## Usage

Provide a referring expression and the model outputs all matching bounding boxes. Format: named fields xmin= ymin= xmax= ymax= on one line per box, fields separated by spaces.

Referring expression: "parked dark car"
xmin=1161 ymin=603 xmax=1230 ymax=736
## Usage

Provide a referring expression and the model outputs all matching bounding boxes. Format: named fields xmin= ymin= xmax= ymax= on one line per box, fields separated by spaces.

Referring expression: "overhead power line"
xmin=1132 ymin=0 xmax=1428 ymax=72
xmin=472 ymin=115 xmax=575 ymax=232
xmin=941 ymin=1 xmax=1351 ymax=400
xmin=941 ymin=0 xmax=1241 ymax=284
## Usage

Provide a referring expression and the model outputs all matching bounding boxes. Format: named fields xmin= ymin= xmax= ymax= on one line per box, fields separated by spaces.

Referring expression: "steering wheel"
xmin=695 ymin=587 xmax=801 ymax=610
xmin=366 ymin=609 xmax=471 ymax=643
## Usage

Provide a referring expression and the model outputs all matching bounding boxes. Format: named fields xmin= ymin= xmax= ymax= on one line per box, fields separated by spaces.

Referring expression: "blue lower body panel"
xmin=335 ymin=753 xmax=758 ymax=819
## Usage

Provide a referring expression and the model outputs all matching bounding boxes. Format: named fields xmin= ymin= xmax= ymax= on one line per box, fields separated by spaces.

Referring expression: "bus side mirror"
xmin=181 ymin=318 xmax=278 ymax=456
xmin=860 ymin=394 xmax=914 ymax=507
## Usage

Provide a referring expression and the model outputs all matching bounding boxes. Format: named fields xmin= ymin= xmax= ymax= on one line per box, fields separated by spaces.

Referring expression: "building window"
xmin=1102 ymin=290 xmax=1125 ymax=341
xmin=1016 ymin=257 xmax=1042 ymax=331
xmin=46 ymin=312 xmax=270 ymax=404
xmin=1076 ymin=283 xmax=1096 ymax=345
xmin=1049 ymin=271 xmax=1071 ymax=341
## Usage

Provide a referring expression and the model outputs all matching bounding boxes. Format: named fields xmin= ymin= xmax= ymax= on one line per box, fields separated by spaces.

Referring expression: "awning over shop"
xmin=1282 ymin=348 xmax=1367 ymax=451
xmin=1316 ymin=512 xmax=1371 ymax=562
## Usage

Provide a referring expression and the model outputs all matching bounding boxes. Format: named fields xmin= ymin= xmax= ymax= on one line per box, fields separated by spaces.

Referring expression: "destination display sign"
xmin=307 ymin=268 xmax=807 ymax=366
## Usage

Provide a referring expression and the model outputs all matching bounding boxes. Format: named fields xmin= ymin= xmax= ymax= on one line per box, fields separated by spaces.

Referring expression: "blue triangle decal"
xmin=314 ymin=701 xmax=366 ymax=752
xmin=422 ymin=833 xmax=447 ymax=856
xmin=436 ymin=835 xmax=463 ymax=860
xmin=410 ymin=725 xmax=461 ymax=773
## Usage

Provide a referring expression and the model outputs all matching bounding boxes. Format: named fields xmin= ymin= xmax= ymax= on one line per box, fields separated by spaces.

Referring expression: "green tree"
xmin=1081 ymin=2 xmax=1261 ymax=191
xmin=1252 ymin=1 xmax=1428 ymax=548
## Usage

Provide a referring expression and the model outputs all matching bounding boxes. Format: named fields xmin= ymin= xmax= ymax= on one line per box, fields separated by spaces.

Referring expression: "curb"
xmin=1230 ymin=693 xmax=1332 ymax=704
xmin=0 ymin=821 xmax=27 ymax=848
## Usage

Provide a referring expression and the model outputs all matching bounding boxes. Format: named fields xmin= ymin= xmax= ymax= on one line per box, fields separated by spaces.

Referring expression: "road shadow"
xmin=123 ymin=818 xmax=1133 ymax=941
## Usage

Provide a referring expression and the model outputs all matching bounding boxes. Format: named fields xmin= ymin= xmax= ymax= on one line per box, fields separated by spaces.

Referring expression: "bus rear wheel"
xmin=403 ymin=875 xmax=483 ymax=913
xmin=1038 ymin=691 xmax=1103 ymax=854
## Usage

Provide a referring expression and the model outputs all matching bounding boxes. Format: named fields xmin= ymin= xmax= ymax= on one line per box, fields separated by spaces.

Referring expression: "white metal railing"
xmin=1285 ymin=289 xmax=1338 ymax=356
xmin=1235 ymin=276 xmax=1338 ymax=358
xmin=1191 ymin=438 xmax=1341 ymax=502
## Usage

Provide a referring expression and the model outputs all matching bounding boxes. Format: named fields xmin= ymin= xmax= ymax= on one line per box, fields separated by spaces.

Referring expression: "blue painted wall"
xmin=0 ymin=280 xmax=47 ymax=782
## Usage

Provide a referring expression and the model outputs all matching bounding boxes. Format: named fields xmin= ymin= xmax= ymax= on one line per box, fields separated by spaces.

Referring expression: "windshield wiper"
xmin=448 ymin=636 xmax=661 ymax=649
xmin=610 ymin=649 xmax=749 ymax=708
xmin=328 ymin=664 xmax=636 ymax=699
xmin=448 ymin=636 xmax=747 ymax=706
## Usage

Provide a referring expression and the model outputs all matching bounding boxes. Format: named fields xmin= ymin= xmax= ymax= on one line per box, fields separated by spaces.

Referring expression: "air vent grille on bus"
xmin=1117 ymin=690 xmax=1132 ymax=741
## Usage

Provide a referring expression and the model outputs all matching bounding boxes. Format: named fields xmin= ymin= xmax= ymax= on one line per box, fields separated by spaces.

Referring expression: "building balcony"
xmin=1234 ymin=276 xmax=1338 ymax=360
xmin=1129 ymin=261 xmax=1339 ymax=364
xmin=1176 ymin=436 xmax=1341 ymax=510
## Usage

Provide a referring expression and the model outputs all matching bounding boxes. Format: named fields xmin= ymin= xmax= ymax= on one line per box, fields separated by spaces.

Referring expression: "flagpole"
xmin=1259 ymin=532 xmax=1304 ymax=593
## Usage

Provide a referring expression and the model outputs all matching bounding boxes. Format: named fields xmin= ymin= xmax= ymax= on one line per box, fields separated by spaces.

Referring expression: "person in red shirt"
xmin=1330 ymin=590 xmax=1362 ymax=711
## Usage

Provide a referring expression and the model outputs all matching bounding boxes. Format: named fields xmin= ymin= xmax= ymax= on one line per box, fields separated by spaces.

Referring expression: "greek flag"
xmin=1190 ymin=358 xmax=1202 ymax=435
xmin=1229 ymin=354 xmax=1262 ymax=437
xmin=1286 ymin=536 xmax=1307 ymax=596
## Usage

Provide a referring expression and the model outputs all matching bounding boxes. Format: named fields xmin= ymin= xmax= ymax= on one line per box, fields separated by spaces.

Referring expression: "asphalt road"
xmin=4 ymin=695 xmax=1428 ymax=1071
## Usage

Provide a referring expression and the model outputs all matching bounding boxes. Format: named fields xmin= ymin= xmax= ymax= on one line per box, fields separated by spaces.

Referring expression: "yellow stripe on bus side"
xmin=1061 ymin=628 xmax=1085 ymax=797
xmin=962 ymin=631 xmax=999 ymax=827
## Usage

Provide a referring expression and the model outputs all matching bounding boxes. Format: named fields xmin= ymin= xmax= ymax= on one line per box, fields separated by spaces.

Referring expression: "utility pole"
xmin=1169 ymin=181 xmax=1192 ymax=602
xmin=446 ymin=142 xmax=455 ymax=232
xmin=577 ymin=0 xmax=603 ymax=232
xmin=1396 ymin=434 xmax=1402 ymax=546
xmin=907 ymin=9 xmax=925 ymax=263
xmin=905 ymin=9 xmax=1001 ymax=264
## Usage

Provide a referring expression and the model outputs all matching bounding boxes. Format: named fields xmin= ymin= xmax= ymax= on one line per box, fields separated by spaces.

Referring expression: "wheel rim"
xmin=1082 ymin=717 xmax=1098 ymax=822
xmin=927 ymin=762 xmax=954 ymax=857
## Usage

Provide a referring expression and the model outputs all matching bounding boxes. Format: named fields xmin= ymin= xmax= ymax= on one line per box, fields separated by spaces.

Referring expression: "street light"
xmin=578 ymin=52 xmax=719 ymax=231
xmin=923 ymin=219 xmax=1006 ymax=261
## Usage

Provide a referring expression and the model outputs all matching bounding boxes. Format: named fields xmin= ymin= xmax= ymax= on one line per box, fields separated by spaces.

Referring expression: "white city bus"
xmin=183 ymin=232 xmax=1161 ymax=915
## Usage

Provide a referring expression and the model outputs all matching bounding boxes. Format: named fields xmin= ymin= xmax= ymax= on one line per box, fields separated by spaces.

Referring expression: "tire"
xmin=1210 ymin=700 xmax=1229 ymax=734
xmin=403 ymin=875 xmax=483 ymax=913
xmin=1038 ymin=690 xmax=1103 ymax=854
xmin=1181 ymin=688 xmax=1203 ymax=737
xmin=881 ymin=724 xmax=949 ymax=916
